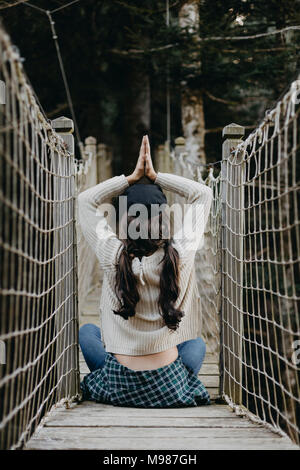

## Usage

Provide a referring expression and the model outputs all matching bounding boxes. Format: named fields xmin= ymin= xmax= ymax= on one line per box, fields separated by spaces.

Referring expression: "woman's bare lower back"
xmin=113 ymin=346 xmax=178 ymax=371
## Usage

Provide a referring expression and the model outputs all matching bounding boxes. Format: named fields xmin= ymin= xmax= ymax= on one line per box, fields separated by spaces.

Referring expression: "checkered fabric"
xmin=80 ymin=353 xmax=210 ymax=408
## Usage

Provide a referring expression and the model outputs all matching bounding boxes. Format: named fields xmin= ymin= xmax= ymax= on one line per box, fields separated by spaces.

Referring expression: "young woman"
xmin=78 ymin=135 xmax=213 ymax=408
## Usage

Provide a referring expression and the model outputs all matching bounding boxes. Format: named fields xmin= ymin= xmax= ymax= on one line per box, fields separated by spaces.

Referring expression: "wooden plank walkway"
xmin=25 ymin=286 xmax=299 ymax=450
xmin=25 ymin=400 xmax=297 ymax=450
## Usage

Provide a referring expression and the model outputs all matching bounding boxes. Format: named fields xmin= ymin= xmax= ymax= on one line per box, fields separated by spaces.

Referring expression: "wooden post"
xmin=83 ymin=137 xmax=104 ymax=296
xmin=221 ymin=123 xmax=245 ymax=405
xmin=51 ymin=116 xmax=75 ymax=155
xmin=106 ymin=147 xmax=113 ymax=180
xmin=174 ymin=136 xmax=185 ymax=162
xmin=76 ymin=137 xmax=98 ymax=313
xmin=155 ymin=144 xmax=165 ymax=173
xmin=97 ymin=143 xmax=109 ymax=183
xmin=84 ymin=136 xmax=97 ymax=187
xmin=51 ymin=116 xmax=80 ymax=400
xmin=163 ymin=139 xmax=174 ymax=175
xmin=84 ymin=136 xmax=97 ymax=159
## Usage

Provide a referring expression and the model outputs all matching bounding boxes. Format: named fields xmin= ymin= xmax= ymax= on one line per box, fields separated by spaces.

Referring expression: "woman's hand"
xmin=126 ymin=135 xmax=157 ymax=185
xmin=144 ymin=135 xmax=157 ymax=182
xmin=126 ymin=136 xmax=147 ymax=185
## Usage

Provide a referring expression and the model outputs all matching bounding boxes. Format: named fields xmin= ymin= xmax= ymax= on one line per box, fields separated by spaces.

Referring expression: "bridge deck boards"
xmin=25 ymin=400 xmax=297 ymax=450
xmin=24 ymin=288 xmax=298 ymax=450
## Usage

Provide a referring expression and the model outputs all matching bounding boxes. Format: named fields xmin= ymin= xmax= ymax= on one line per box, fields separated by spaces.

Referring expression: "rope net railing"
xmin=0 ymin=25 xmax=80 ymax=449
xmin=220 ymin=79 xmax=300 ymax=444
xmin=156 ymin=78 xmax=300 ymax=444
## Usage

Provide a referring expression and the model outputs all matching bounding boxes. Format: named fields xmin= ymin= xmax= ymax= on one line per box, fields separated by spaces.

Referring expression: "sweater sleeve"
xmin=154 ymin=172 xmax=213 ymax=260
xmin=77 ymin=174 xmax=129 ymax=269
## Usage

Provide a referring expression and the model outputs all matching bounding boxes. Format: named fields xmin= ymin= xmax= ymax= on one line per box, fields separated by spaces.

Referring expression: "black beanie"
xmin=121 ymin=183 xmax=167 ymax=211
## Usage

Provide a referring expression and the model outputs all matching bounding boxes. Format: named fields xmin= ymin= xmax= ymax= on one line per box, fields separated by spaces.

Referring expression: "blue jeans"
xmin=79 ymin=323 xmax=206 ymax=376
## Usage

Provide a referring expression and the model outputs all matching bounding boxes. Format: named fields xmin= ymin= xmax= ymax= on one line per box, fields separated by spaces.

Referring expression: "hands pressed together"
xmin=126 ymin=135 xmax=157 ymax=185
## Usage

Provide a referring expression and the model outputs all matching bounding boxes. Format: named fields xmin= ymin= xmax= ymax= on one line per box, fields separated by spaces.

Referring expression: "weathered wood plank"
xmin=79 ymin=315 xmax=99 ymax=326
xmin=198 ymin=375 xmax=219 ymax=387
xmin=25 ymin=399 xmax=298 ymax=450
xmin=25 ymin=436 xmax=298 ymax=450
xmin=48 ymin=403 xmax=233 ymax=418
xmin=201 ymin=354 xmax=219 ymax=364
xmin=198 ymin=363 xmax=219 ymax=374
xmin=45 ymin=413 xmax=265 ymax=434
xmin=31 ymin=427 xmax=284 ymax=439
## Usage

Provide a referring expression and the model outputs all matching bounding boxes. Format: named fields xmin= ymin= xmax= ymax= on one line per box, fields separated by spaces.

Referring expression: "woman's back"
xmin=78 ymin=171 xmax=213 ymax=359
xmin=78 ymin=135 xmax=212 ymax=407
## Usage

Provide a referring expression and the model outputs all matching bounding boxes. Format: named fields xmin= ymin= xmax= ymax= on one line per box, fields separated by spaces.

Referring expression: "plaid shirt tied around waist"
xmin=80 ymin=353 xmax=210 ymax=408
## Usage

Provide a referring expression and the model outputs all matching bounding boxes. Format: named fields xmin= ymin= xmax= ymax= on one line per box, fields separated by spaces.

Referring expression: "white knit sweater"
xmin=78 ymin=172 xmax=213 ymax=355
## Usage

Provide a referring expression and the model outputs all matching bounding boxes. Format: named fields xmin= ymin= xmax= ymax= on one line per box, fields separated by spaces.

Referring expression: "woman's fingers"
xmin=146 ymin=139 xmax=152 ymax=166
xmin=142 ymin=137 xmax=149 ymax=161
xmin=143 ymin=137 xmax=148 ymax=158
xmin=142 ymin=135 xmax=156 ymax=181
xmin=138 ymin=135 xmax=152 ymax=170
xmin=142 ymin=136 xmax=150 ymax=166
xmin=128 ymin=136 xmax=149 ymax=184
xmin=144 ymin=135 xmax=150 ymax=156
xmin=139 ymin=136 xmax=145 ymax=158
xmin=135 ymin=136 xmax=146 ymax=175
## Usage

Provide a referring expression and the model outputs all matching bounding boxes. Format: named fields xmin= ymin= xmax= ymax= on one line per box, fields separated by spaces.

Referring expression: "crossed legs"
xmin=79 ymin=323 xmax=206 ymax=375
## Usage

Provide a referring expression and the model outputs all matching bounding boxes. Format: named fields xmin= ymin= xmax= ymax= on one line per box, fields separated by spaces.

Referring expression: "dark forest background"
xmin=1 ymin=0 xmax=300 ymax=174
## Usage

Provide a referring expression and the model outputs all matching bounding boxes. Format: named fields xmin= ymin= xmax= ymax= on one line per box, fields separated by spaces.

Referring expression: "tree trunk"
xmin=120 ymin=62 xmax=151 ymax=175
xmin=181 ymin=89 xmax=206 ymax=164
xmin=179 ymin=0 xmax=206 ymax=164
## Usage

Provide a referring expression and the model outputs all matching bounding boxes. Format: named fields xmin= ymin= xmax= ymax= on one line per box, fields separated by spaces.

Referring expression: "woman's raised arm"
xmin=78 ymin=175 xmax=129 ymax=269
xmin=77 ymin=135 xmax=149 ymax=269
xmin=154 ymin=172 xmax=213 ymax=260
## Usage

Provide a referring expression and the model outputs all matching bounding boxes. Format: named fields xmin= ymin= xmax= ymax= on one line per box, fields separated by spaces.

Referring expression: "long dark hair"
xmin=112 ymin=202 xmax=185 ymax=331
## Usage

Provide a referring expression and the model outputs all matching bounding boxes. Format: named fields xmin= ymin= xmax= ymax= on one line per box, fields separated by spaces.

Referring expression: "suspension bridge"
xmin=0 ymin=24 xmax=299 ymax=450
